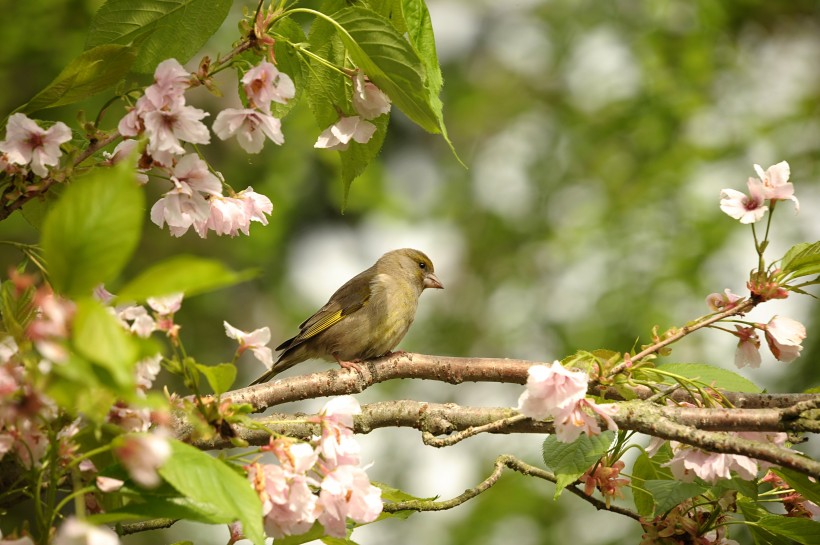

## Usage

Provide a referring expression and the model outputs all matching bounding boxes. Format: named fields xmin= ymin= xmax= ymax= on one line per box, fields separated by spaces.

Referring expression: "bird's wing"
xmin=275 ymin=268 xmax=374 ymax=351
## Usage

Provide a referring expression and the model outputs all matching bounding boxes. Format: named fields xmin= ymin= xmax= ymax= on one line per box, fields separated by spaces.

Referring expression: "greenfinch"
xmin=250 ymin=248 xmax=443 ymax=384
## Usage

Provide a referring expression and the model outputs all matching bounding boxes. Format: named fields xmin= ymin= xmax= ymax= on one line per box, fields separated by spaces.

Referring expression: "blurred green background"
xmin=2 ymin=1 xmax=819 ymax=544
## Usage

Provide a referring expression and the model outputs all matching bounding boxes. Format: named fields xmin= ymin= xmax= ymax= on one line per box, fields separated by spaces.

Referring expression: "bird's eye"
xmin=418 ymin=261 xmax=426 ymax=269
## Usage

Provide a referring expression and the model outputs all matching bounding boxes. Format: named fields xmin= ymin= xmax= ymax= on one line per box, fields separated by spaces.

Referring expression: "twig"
xmin=118 ymin=518 xmax=177 ymax=535
xmin=383 ymin=454 xmax=642 ymax=522
xmin=422 ymin=414 xmax=530 ymax=447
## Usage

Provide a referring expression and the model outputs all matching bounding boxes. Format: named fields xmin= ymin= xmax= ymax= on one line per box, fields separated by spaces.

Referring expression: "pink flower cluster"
xmin=315 ymin=71 xmax=391 ymax=150
xmin=244 ymin=396 xmax=382 ymax=539
xmin=224 ymin=321 xmax=274 ymax=370
xmin=719 ymin=161 xmax=798 ymax=224
xmin=517 ymin=362 xmax=618 ymax=443
xmin=213 ymin=60 xmax=294 ymax=153
xmin=730 ymin=315 xmax=806 ymax=368
xmin=654 ymin=431 xmax=787 ymax=484
xmin=116 ymin=59 xmax=274 ymax=238
xmin=0 ymin=113 xmax=71 ymax=177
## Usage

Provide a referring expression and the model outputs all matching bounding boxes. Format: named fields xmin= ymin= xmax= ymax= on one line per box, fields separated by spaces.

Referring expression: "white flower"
xmin=213 ymin=108 xmax=284 ymax=153
xmin=0 ymin=113 xmax=72 ymax=177
xmin=754 ymin=161 xmax=798 ymax=211
xmin=53 ymin=518 xmax=119 ymax=545
xmin=352 ymin=72 xmax=391 ymax=119
xmin=114 ymin=433 xmax=171 ymax=488
xmin=314 ymin=116 xmax=377 ymax=150
xmin=224 ymin=321 xmax=274 ymax=369
xmin=764 ymin=315 xmax=806 ymax=363
xmin=719 ymin=177 xmax=768 ymax=224
xmin=143 ymin=98 xmax=210 ymax=157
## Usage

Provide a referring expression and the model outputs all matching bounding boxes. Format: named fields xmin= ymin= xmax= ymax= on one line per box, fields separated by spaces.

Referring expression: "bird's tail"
xmin=248 ymin=349 xmax=303 ymax=385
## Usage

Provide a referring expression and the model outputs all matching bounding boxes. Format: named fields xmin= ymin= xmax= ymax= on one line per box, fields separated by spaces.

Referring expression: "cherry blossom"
xmin=665 ymin=434 xmax=785 ymax=484
xmin=145 ymin=58 xmax=191 ymax=108
xmin=147 ymin=293 xmax=184 ymax=315
xmin=135 ymin=354 xmax=162 ymax=390
xmin=0 ymin=113 xmax=71 ymax=177
xmin=53 ymin=518 xmax=119 ymax=545
xmin=224 ymin=321 xmax=274 ymax=369
xmin=213 ymin=108 xmax=284 ymax=153
xmin=101 ymin=139 xmax=148 ymax=183
xmin=27 ymin=290 xmax=75 ymax=363
xmin=114 ymin=433 xmax=171 ymax=488
xmin=754 ymin=161 xmax=798 ymax=211
xmin=314 ymin=116 xmax=377 ymax=150
xmin=719 ymin=177 xmax=768 ymax=224
xmin=247 ymin=461 xmax=320 ymax=538
xmin=142 ymin=97 xmax=210 ymax=158
xmin=315 ymin=396 xmax=362 ymax=468
xmin=705 ymin=288 xmax=742 ymax=312
xmin=151 ymin=154 xmax=221 ymax=236
xmin=733 ymin=326 xmax=762 ymax=368
xmin=517 ymin=362 xmax=588 ymax=420
xmin=318 ymin=464 xmax=382 ymax=538
xmin=238 ymin=187 xmax=273 ymax=226
xmin=764 ymin=315 xmax=806 ymax=363
xmin=352 ymin=72 xmax=391 ymax=119
xmin=118 ymin=305 xmax=157 ymax=337
xmin=242 ymin=60 xmax=295 ymax=111
xmin=96 ymin=476 xmax=125 ymax=493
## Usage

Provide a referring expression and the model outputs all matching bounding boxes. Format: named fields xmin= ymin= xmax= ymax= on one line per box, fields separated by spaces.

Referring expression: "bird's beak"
xmin=424 ymin=272 xmax=444 ymax=290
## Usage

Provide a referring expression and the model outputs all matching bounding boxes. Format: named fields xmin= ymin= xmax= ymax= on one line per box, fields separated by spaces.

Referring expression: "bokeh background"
xmin=2 ymin=1 xmax=820 ymax=544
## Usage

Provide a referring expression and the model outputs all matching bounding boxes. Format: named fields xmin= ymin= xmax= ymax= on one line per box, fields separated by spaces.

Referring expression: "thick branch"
xmin=223 ymin=353 xmax=819 ymax=411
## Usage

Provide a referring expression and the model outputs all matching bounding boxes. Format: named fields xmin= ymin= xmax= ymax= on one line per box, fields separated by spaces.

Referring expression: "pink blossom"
xmin=114 ymin=433 xmax=171 ymax=488
xmin=101 ymin=139 xmax=148 ymax=184
xmin=320 ymin=395 xmax=362 ymax=429
xmin=147 ymin=293 xmax=183 ymax=315
xmin=754 ymin=161 xmax=798 ymax=211
xmin=145 ymin=59 xmax=191 ymax=108
xmin=352 ymin=72 xmax=391 ymax=120
xmin=733 ymin=326 xmax=762 ymax=368
xmin=247 ymin=462 xmax=319 ymax=539
xmin=96 ymin=476 xmax=125 ymax=492
xmin=318 ymin=465 xmax=382 ymax=537
xmin=27 ymin=291 xmax=75 ymax=363
xmin=213 ymin=108 xmax=284 ymax=153
xmin=170 ymin=153 xmax=222 ymax=195
xmin=224 ymin=321 xmax=273 ymax=369
xmin=107 ymin=405 xmax=151 ymax=433
xmin=517 ymin=362 xmax=588 ymax=420
xmin=552 ymin=399 xmax=618 ymax=443
xmin=0 ymin=113 xmax=71 ymax=177
xmin=204 ymin=196 xmax=252 ymax=237
xmin=53 ymin=518 xmax=119 ymax=545
xmin=0 ymin=336 xmax=18 ymax=365
xmin=142 ymin=98 xmax=210 ymax=158
xmin=238 ymin=187 xmax=273 ymax=226
xmin=314 ymin=116 xmax=377 ymax=150
xmin=151 ymin=155 xmax=221 ymax=236
xmin=666 ymin=443 xmax=759 ymax=484
xmin=135 ymin=354 xmax=162 ymax=390
xmin=764 ymin=315 xmax=806 ymax=363
xmin=719 ymin=177 xmax=768 ymax=224
xmin=269 ymin=439 xmax=319 ymax=474
xmin=242 ymin=61 xmax=295 ymax=111
xmin=117 ymin=106 xmax=143 ymax=137
xmin=705 ymin=289 xmax=741 ymax=312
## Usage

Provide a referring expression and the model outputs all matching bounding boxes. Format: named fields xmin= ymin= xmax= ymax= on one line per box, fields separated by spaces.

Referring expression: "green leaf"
xmin=89 ymin=495 xmax=236 ymax=525
xmin=655 ymin=363 xmax=761 ymax=393
xmin=159 ymin=440 xmax=265 ymax=545
xmin=374 ymin=481 xmax=436 ymax=503
xmin=713 ymin=476 xmax=759 ymax=501
xmin=195 ymin=363 xmax=236 ymax=395
xmin=271 ymin=523 xmax=325 ymax=545
xmin=738 ymin=498 xmax=788 ymax=545
xmin=48 ymin=354 xmax=119 ymax=421
xmin=780 ymin=241 xmax=820 ymax=280
xmin=542 ymin=431 xmax=615 ymax=498
xmin=774 ymin=468 xmax=820 ymax=505
xmin=631 ymin=449 xmax=673 ymax=516
xmin=644 ymin=480 xmax=707 ymax=514
xmin=21 ymin=185 xmax=64 ymax=230
xmin=756 ymin=516 xmax=820 ymax=545
xmin=86 ymin=0 xmax=232 ymax=74
xmin=42 ymin=160 xmax=144 ymax=298
xmin=19 ymin=45 xmax=135 ymax=113
xmin=117 ymin=255 xmax=253 ymax=302
xmin=330 ymin=7 xmax=444 ymax=135
xmin=72 ymin=298 xmax=139 ymax=390
xmin=340 ymin=114 xmax=389 ymax=206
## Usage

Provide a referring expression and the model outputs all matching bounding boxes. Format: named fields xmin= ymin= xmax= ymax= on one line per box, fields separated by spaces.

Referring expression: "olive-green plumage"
xmin=250 ymin=248 xmax=443 ymax=384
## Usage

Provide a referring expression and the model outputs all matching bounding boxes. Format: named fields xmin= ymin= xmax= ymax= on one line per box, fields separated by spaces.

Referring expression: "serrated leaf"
xmin=542 ymin=431 xmax=615 ymax=498
xmin=86 ymin=0 xmax=232 ymax=74
xmin=739 ymin=498 xmax=787 ymax=545
xmin=656 ymin=363 xmax=761 ymax=393
xmin=644 ymin=480 xmax=707 ymax=514
xmin=774 ymin=468 xmax=820 ymax=505
xmin=780 ymin=242 xmax=820 ymax=280
xmin=41 ymin=160 xmax=144 ymax=298
xmin=756 ymin=516 xmax=820 ymax=545
xmin=117 ymin=255 xmax=252 ymax=302
xmin=159 ymin=440 xmax=264 ymax=545
xmin=195 ymin=363 xmax=236 ymax=395
xmin=72 ymin=298 xmax=139 ymax=390
xmin=631 ymin=450 xmax=673 ymax=516
xmin=19 ymin=45 xmax=135 ymax=113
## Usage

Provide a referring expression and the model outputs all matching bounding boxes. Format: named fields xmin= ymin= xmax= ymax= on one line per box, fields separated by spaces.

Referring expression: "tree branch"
xmin=222 ymin=353 xmax=819 ymax=412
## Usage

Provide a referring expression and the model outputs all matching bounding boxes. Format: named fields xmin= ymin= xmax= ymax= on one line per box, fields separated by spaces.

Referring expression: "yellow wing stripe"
xmin=298 ymin=309 xmax=345 ymax=341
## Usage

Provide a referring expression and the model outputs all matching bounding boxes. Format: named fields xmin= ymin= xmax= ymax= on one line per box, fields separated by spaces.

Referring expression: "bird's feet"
xmin=383 ymin=350 xmax=406 ymax=357
xmin=334 ymin=354 xmax=364 ymax=373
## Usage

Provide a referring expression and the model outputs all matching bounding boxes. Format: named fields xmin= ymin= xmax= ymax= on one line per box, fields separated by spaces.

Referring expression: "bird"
xmin=250 ymin=248 xmax=443 ymax=384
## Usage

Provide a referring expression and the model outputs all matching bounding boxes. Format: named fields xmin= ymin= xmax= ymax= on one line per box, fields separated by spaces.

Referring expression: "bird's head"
xmin=379 ymin=248 xmax=444 ymax=291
